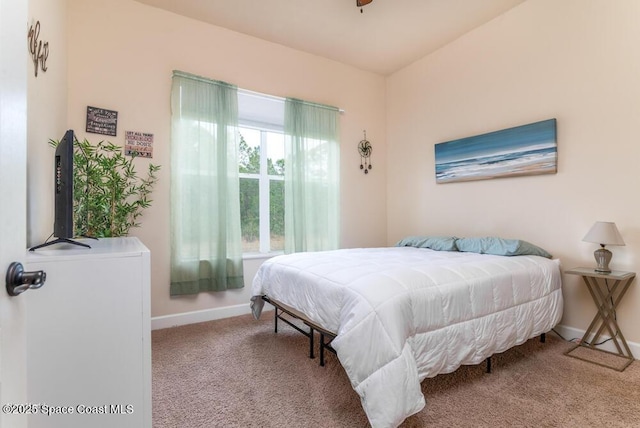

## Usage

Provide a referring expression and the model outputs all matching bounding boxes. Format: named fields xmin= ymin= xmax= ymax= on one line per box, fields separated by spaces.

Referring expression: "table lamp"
xmin=582 ymin=221 xmax=625 ymax=273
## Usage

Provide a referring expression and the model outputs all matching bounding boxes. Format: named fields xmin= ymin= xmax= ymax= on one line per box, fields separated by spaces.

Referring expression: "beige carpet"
xmin=152 ymin=313 xmax=640 ymax=427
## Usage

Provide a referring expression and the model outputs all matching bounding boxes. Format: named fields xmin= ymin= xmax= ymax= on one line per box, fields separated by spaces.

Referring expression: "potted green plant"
xmin=50 ymin=137 xmax=161 ymax=238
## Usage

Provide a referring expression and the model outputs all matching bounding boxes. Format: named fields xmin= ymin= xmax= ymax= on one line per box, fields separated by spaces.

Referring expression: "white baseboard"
xmin=553 ymin=323 xmax=639 ymax=359
xmin=151 ymin=303 xmax=269 ymax=330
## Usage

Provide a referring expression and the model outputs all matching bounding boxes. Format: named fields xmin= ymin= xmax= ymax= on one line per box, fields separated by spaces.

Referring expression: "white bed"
xmin=251 ymin=246 xmax=563 ymax=428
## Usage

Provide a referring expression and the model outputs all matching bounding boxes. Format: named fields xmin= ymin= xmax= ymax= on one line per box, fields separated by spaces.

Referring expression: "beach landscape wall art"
xmin=434 ymin=118 xmax=557 ymax=184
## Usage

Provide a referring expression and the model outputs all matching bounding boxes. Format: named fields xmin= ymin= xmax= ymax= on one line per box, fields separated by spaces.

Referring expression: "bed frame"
xmin=262 ymin=295 xmax=546 ymax=373
xmin=262 ymin=296 xmax=337 ymax=366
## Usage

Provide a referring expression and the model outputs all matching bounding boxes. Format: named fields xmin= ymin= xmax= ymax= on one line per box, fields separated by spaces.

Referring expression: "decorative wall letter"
xmin=28 ymin=21 xmax=49 ymax=77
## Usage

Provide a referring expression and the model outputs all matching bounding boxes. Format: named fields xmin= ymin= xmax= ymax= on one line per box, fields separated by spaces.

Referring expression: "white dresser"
xmin=24 ymin=237 xmax=151 ymax=428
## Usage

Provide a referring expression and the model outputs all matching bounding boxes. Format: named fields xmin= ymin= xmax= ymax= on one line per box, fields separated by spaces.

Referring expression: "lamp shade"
xmin=582 ymin=221 xmax=625 ymax=246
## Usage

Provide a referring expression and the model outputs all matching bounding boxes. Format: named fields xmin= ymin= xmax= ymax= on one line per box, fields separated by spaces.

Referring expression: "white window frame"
xmin=238 ymin=125 xmax=284 ymax=254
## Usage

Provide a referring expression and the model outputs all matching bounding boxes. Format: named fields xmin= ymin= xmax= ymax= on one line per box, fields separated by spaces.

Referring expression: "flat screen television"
xmin=29 ymin=129 xmax=91 ymax=251
xmin=54 ymin=129 xmax=75 ymax=239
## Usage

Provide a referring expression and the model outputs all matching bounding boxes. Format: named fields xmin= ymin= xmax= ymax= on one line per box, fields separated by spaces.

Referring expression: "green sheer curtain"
xmin=170 ymin=71 xmax=244 ymax=295
xmin=284 ymin=98 xmax=340 ymax=253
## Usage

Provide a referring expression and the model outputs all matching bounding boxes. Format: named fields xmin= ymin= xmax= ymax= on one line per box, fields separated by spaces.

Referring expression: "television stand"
xmin=25 ymin=237 xmax=151 ymax=427
xmin=29 ymin=237 xmax=91 ymax=251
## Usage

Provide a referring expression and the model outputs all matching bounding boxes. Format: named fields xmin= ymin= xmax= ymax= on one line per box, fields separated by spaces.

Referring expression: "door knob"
xmin=6 ymin=262 xmax=46 ymax=296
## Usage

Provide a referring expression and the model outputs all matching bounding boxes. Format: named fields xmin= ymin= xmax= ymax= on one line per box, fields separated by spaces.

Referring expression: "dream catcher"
xmin=358 ymin=130 xmax=372 ymax=174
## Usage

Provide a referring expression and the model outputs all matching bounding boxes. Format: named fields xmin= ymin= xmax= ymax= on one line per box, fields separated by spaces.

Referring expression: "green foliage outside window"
xmin=238 ymin=134 xmax=284 ymax=250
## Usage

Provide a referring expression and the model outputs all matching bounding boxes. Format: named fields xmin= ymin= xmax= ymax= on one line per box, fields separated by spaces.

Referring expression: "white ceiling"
xmin=135 ymin=0 xmax=525 ymax=76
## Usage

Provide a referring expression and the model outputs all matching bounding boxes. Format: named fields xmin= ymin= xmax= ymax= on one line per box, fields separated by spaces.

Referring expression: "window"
xmin=238 ymin=91 xmax=285 ymax=254
xmin=170 ymin=72 xmax=340 ymax=296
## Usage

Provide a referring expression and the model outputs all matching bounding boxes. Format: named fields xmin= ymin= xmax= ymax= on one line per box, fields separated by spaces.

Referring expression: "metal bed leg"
xmin=271 ymin=301 xmax=315 ymax=359
xmin=309 ymin=328 xmax=315 ymax=359
xmin=274 ymin=307 xmax=278 ymax=333
xmin=263 ymin=296 xmax=336 ymax=364
xmin=319 ymin=333 xmax=337 ymax=367
xmin=484 ymin=333 xmax=544 ymax=375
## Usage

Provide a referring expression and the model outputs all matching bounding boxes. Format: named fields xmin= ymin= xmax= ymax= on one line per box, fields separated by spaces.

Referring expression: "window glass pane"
xmin=270 ymin=178 xmax=284 ymax=252
xmin=239 ymin=128 xmax=260 ymax=174
xmin=267 ymin=131 xmax=285 ymax=176
xmin=237 ymin=126 xmax=285 ymax=254
xmin=240 ymin=177 xmax=259 ymax=252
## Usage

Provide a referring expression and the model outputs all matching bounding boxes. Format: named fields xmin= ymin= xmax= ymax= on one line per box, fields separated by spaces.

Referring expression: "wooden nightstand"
xmin=564 ymin=267 xmax=636 ymax=371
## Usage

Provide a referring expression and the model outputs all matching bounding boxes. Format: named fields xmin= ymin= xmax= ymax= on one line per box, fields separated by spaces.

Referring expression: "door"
xmin=0 ymin=0 xmax=29 ymax=427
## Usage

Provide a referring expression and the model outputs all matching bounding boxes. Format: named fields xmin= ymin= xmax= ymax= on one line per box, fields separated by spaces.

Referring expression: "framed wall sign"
xmin=86 ymin=106 xmax=118 ymax=136
xmin=125 ymin=131 xmax=154 ymax=158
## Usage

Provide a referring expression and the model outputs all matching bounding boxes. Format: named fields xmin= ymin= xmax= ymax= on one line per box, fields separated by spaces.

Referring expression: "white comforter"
xmin=250 ymin=247 xmax=563 ymax=428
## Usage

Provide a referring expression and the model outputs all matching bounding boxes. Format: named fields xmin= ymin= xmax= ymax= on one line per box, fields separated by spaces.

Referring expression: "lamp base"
xmin=594 ymin=247 xmax=612 ymax=273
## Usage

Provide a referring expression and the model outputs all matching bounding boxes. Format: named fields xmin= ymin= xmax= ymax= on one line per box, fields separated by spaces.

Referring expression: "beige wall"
xmin=387 ymin=0 xmax=640 ymax=343
xmin=27 ymin=0 xmax=68 ymax=246
xmin=59 ymin=0 xmax=387 ymax=317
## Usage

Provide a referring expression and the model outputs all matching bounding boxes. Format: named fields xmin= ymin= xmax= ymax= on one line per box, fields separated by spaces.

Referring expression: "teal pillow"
xmin=455 ymin=237 xmax=552 ymax=258
xmin=395 ymin=236 xmax=458 ymax=252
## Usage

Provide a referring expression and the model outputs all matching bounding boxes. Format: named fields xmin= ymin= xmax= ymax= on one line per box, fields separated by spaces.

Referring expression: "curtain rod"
xmin=239 ymin=88 xmax=345 ymax=115
xmin=173 ymin=71 xmax=345 ymax=114
xmin=173 ymin=70 xmax=236 ymax=89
